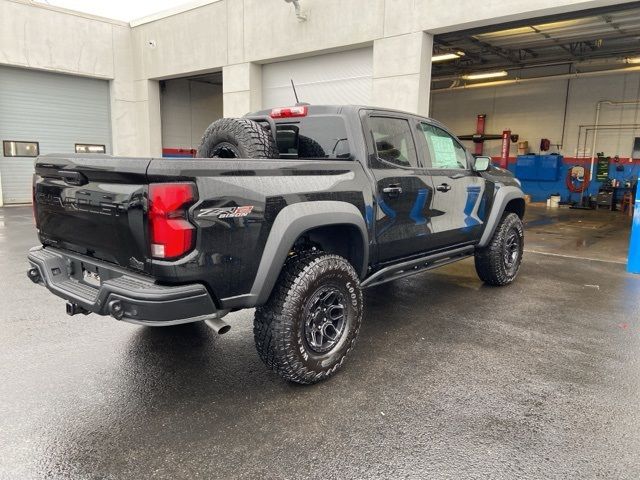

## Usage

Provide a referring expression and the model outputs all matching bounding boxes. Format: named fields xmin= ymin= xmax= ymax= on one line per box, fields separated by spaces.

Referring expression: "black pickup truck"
xmin=28 ymin=105 xmax=525 ymax=384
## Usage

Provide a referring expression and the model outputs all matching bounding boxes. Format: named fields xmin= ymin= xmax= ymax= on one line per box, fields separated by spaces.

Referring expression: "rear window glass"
xmin=275 ymin=116 xmax=350 ymax=159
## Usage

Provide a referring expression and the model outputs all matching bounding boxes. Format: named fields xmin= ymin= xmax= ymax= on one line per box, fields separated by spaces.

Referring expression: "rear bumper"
xmin=27 ymin=246 xmax=222 ymax=326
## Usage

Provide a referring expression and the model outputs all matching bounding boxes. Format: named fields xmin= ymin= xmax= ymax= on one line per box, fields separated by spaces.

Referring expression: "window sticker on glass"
xmin=420 ymin=123 xmax=468 ymax=169
xmin=430 ymin=135 xmax=458 ymax=168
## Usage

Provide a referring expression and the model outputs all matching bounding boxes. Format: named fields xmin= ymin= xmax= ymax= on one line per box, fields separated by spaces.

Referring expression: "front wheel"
xmin=253 ymin=252 xmax=363 ymax=384
xmin=474 ymin=212 xmax=524 ymax=286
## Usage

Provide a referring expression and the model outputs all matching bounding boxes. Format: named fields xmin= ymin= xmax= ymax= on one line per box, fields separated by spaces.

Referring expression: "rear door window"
xmin=275 ymin=116 xmax=350 ymax=159
xmin=368 ymin=116 xmax=419 ymax=169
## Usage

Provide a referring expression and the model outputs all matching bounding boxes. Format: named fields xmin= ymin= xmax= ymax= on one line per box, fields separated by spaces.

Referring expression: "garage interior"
xmin=429 ymin=2 xmax=640 ymax=264
xmin=2 ymin=0 xmax=640 ymax=478
xmin=160 ymin=71 xmax=223 ymax=157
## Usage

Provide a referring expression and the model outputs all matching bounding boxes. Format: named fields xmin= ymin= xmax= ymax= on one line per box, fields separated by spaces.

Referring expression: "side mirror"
xmin=473 ymin=156 xmax=491 ymax=172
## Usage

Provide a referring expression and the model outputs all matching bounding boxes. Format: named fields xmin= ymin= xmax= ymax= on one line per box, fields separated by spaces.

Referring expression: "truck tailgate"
xmin=33 ymin=154 xmax=151 ymax=270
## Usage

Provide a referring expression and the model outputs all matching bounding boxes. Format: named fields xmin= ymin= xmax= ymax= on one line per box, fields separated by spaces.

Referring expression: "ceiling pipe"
xmin=575 ymin=123 xmax=640 ymax=160
xmin=580 ymin=126 xmax=640 ymax=162
xmin=589 ymin=100 xmax=640 ymax=181
xmin=431 ymin=64 xmax=640 ymax=93
xmin=432 ymin=57 xmax=635 ymax=84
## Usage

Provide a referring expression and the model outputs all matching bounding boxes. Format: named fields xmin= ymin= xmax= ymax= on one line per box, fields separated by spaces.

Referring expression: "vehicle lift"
xmin=458 ymin=114 xmax=519 ymax=169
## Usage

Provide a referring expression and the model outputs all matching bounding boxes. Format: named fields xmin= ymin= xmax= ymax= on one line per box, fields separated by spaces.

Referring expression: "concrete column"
xmin=110 ymin=25 xmax=162 ymax=157
xmin=110 ymin=79 xmax=162 ymax=158
xmin=223 ymin=63 xmax=262 ymax=118
xmin=136 ymin=80 xmax=163 ymax=157
xmin=372 ymin=31 xmax=433 ymax=116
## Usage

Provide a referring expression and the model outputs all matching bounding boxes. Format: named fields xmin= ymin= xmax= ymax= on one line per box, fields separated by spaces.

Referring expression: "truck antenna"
xmin=290 ymin=79 xmax=310 ymax=106
xmin=290 ymin=79 xmax=300 ymax=104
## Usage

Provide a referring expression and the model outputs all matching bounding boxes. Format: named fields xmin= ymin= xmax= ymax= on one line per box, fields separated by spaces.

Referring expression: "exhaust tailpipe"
xmin=204 ymin=317 xmax=231 ymax=335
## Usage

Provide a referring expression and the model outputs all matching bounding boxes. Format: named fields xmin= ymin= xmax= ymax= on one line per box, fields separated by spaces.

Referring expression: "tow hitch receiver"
xmin=66 ymin=302 xmax=89 ymax=316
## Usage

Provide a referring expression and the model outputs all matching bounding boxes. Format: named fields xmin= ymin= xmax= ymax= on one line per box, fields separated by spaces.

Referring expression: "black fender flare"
xmin=247 ymin=201 xmax=368 ymax=306
xmin=478 ymin=186 xmax=525 ymax=247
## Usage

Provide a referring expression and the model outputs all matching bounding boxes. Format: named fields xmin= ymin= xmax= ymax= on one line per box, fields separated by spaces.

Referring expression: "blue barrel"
xmin=627 ymin=197 xmax=640 ymax=273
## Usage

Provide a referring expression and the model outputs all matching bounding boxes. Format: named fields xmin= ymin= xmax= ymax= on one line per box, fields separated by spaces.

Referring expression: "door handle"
xmin=436 ymin=183 xmax=452 ymax=192
xmin=382 ymin=184 xmax=403 ymax=196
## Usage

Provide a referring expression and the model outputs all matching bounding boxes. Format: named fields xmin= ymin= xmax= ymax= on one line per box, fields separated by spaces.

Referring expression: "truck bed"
xmin=33 ymin=154 xmax=369 ymax=305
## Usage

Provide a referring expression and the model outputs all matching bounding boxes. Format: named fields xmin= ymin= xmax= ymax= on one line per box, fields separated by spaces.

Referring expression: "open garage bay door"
xmin=0 ymin=66 xmax=111 ymax=204
xmin=262 ymin=47 xmax=372 ymax=109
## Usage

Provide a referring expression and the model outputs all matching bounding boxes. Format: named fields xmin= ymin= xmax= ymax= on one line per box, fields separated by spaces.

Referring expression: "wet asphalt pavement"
xmin=1 ymin=206 xmax=640 ymax=479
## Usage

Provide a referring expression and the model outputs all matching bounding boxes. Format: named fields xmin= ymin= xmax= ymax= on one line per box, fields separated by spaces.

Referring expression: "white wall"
xmin=160 ymin=78 xmax=223 ymax=149
xmin=430 ymin=72 xmax=640 ymax=159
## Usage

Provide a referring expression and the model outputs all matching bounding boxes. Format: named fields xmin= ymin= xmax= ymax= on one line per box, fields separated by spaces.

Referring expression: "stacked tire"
xmin=197 ymin=118 xmax=279 ymax=159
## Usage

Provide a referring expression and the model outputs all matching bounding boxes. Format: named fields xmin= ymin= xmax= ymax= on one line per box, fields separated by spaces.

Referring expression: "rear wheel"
xmin=197 ymin=118 xmax=279 ymax=159
xmin=474 ymin=212 xmax=524 ymax=286
xmin=253 ymin=252 xmax=363 ymax=384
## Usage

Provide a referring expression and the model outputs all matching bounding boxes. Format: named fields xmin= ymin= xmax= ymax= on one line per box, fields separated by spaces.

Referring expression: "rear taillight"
xmin=270 ymin=106 xmax=308 ymax=118
xmin=148 ymin=183 xmax=196 ymax=259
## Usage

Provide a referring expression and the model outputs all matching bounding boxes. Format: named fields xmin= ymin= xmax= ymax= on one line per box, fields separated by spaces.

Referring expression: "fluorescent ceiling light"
xmin=432 ymin=52 xmax=464 ymax=63
xmin=626 ymin=57 xmax=640 ymax=64
xmin=462 ymin=70 xmax=509 ymax=80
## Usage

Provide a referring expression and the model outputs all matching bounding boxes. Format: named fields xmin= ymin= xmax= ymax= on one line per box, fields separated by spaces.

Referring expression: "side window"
xmin=369 ymin=116 xmax=419 ymax=168
xmin=420 ymin=123 xmax=468 ymax=169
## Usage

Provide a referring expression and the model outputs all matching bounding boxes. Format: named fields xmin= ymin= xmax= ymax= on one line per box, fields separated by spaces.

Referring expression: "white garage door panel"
xmin=262 ymin=47 xmax=372 ymax=108
xmin=0 ymin=66 xmax=111 ymax=204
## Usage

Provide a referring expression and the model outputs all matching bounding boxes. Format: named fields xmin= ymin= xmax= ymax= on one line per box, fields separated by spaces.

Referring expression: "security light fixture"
xmin=284 ymin=0 xmax=307 ymax=21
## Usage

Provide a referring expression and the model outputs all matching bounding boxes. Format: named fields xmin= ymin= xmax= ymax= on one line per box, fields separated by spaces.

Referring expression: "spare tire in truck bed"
xmin=197 ymin=118 xmax=279 ymax=159
xmin=297 ymin=135 xmax=326 ymax=158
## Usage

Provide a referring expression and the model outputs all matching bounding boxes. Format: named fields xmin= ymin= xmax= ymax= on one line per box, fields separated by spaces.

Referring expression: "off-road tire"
xmin=297 ymin=135 xmax=326 ymax=158
xmin=197 ymin=118 xmax=279 ymax=159
xmin=474 ymin=212 xmax=524 ymax=286
xmin=253 ymin=252 xmax=363 ymax=384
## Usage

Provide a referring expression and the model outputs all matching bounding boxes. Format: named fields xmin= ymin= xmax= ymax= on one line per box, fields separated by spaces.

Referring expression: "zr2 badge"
xmin=197 ymin=206 xmax=254 ymax=219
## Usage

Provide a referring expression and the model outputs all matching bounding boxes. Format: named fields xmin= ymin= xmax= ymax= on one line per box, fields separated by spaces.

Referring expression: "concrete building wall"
xmin=2 ymin=0 xmax=639 ymax=159
xmin=130 ymin=0 xmax=634 ymax=126
xmin=131 ymin=1 xmax=228 ymax=80
xmin=0 ymin=0 xmax=158 ymax=157
xmin=430 ymin=72 xmax=640 ymax=160
xmin=160 ymin=79 xmax=223 ymax=150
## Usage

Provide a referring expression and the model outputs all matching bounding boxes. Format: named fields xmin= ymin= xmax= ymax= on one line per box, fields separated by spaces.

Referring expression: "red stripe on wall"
xmin=491 ymin=155 xmax=640 ymax=165
xmin=163 ymin=148 xmax=197 ymax=156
